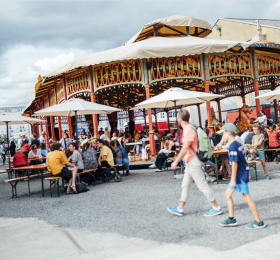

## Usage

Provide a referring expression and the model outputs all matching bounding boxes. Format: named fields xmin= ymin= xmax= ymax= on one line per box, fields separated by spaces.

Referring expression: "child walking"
xmin=217 ymin=124 xmax=266 ymax=229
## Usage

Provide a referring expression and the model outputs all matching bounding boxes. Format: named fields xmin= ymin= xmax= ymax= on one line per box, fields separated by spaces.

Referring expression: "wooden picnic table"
xmin=13 ymin=163 xmax=49 ymax=197
xmin=28 ymin=157 xmax=46 ymax=161
xmin=212 ymin=149 xmax=229 ymax=184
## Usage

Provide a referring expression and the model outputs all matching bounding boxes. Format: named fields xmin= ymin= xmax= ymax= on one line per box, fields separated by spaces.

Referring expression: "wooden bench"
xmin=247 ymin=161 xmax=258 ymax=181
xmin=77 ymin=168 xmax=98 ymax=184
xmin=45 ymin=168 xmax=99 ymax=196
xmin=4 ymin=176 xmax=28 ymax=198
xmin=264 ymin=148 xmax=280 ymax=163
xmin=4 ymin=171 xmax=51 ymax=198
xmin=45 ymin=177 xmax=61 ymax=197
xmin=166 ymin=157 xmax=184 ymax=176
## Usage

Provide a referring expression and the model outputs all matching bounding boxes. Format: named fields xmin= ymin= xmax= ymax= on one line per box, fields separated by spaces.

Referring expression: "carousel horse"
xmin=237 ymin=105 xmax=254 ymax=133
xmin=211 ymin=107 xmax=222 ymax=132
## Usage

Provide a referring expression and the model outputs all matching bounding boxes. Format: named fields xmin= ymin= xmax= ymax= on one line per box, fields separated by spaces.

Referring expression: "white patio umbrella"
xmin=34 ymin=98 xmax=122 ymax=141
xmin=132 ymin=87 xmax=224 ymax=148
xmin=0 ymin=113 xmax=45 ymax=171
xmin=255 ymin=88 xmax=280 ymax=100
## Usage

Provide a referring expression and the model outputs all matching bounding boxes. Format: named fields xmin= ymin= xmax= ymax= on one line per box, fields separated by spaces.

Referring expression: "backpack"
xmin=187 ymin=125 xmax=213 ymax=163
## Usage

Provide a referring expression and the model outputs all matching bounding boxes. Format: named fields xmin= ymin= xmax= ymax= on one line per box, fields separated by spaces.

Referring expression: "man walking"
xmin=168 ymin=109 xmax=222 ymax=217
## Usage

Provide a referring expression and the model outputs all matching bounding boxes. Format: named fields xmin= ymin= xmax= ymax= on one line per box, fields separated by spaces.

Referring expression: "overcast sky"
xmin=0 ymin=0 xmax=279 ymax=109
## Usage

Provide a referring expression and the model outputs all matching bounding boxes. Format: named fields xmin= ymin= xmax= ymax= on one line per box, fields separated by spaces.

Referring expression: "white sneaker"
xmin=206 ymin=176 xmax=216 ymax=182
xmin=155 ymin=169 xmax=162 ymax=172
xmin=149 ymin=164 xmax=157 ymax=169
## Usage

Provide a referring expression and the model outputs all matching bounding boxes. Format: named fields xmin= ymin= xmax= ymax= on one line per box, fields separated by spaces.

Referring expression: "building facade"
xmin=0 ymin=106 xmax=31 ymax=140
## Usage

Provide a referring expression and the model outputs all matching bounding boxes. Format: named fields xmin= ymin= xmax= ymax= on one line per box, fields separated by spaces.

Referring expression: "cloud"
xmin=35 ymin=54 xmax=76 ymax=73
xmin=0 ymin=0 xmax=278 ymax=109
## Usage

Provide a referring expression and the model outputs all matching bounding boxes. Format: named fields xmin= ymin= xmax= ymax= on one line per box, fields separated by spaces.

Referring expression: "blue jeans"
xmin=122 ymin=156 xmax=129 ymax=170
xmin=115 ymin=157 xmax=122 ymax=164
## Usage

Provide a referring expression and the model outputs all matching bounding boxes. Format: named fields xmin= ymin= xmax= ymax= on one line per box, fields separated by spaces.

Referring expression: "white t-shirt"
xmin=100 ymin=134 xmax=110 ymax=142
xmin=255 ymin=115 xmax=267 ymax=125
xmin=39 ymin=135 xmax=46 ymax=144
xmin=240 ymin=132 xmax=249 ymax=144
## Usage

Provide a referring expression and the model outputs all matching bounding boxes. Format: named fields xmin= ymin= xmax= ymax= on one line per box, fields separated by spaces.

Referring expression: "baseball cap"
xmin=216 ymin=123 xmax=237 ymax=135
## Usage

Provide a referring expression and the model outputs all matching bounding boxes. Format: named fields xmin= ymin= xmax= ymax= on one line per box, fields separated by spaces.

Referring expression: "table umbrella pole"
xmin=174 ymin=101 xmax=181 ymax=150
xmin=74 ymin=111 xmax=78 ymax=142
xmin=5 ymin=122 xmax=10 ymax=172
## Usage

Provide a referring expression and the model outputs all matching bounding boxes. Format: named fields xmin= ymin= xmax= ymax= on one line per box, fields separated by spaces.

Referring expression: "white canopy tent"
xmin=0 ymin=113 xmax=45 ymax=171
xmin=132 ymin=87 xmax=224 ymax=109
xmin=255 ymin=88 xmax=280 ymax=100
xmin=132 ymin=88 xmax=224 ymax=148
xmin=34 ymin=98 xmax=122 ymax=140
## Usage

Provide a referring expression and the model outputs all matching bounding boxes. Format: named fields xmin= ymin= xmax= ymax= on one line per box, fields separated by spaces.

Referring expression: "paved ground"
xmin=0 ymin=162 xmax=280 ymax=259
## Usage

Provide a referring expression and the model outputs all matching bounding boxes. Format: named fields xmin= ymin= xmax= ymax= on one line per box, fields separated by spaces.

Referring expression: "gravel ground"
xmin=0 ymin=162 xmax=279 ymax=251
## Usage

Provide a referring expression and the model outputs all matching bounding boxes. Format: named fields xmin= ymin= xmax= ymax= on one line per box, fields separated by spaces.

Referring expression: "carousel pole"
xmin=250 ymin=47 xmax=261 ymax=114
xmin=202 ymin=54 xmax=213 ymax=134
xmin=195 ymin=87 xmax=202 ymax=127
xmin=197 ymin=104 xmax=202 ymax=127
xmin=165 ymin=108 xmax=171 ymax=132
xmin=38 ymin=99 xmax=44 ymax=134
xmin=173 ymin=100 xmax=181 ymax=149
xmin=271 ymin=78 xmax=279 ymax=123
xmin=143 ymin=109 xmax=148 ymax=134
xmin=89 ymin=66 xmax=99 ymax=138
xmin=74 ymin=111 xmax=78 ymax=142
xmin=48 ymin=86 xmax=55 ymax=141
xmin=145 ymin=87 xmax=156 ymax=157
xmin=54 ymin=78 xmax=63 ymax=140
xmin=143 ymin=59 xmax=156 ymax=157
xmin=215 ymin=84 xmax=222 ymax=122
xmin=240 ymin=77 xmax=246 ymax=105
xmin=42 ymin=93 xmax=50 ymax=144
xmin=154 ymin=108 xmax=158 ymax=130
xmin=91 ymin=94 xmax=99 ymax=138
xmin=63 ymin=73 xmax=73 ymax=139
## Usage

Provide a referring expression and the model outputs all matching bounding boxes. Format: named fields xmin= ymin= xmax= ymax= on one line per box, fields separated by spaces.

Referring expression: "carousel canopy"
xmin=44 ymin=36 xmax=250 ymax=78
xmin=123 ymin=15 xmax=213 ymax=45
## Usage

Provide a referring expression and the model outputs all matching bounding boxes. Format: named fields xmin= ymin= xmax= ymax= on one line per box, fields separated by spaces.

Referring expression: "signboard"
xmin=117 ymin=111 xmax=129 ymax=119
xmin=99 ymin=114 xmax=108 ymax=121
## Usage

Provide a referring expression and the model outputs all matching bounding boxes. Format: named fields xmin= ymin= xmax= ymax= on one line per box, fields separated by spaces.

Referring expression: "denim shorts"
xmin=228 ymin=180 xmax=249 ymax=195
xmin=256 ymin=150 xmax=265 ymax=161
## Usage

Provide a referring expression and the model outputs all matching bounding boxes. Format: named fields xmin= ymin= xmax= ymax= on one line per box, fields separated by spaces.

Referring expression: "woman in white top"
xmin=28 ymin=144 xmax=42 ymax=166
xmin=254 ymin=111 xmax=267 ymax=126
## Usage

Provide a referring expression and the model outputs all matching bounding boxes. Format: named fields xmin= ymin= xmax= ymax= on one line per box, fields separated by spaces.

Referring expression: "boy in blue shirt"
xmin=217 ymin=124 xmax=266 ymax=229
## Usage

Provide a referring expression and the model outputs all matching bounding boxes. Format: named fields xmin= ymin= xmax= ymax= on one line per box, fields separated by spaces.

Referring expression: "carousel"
xmin=24 ymin=15 xmax=280 ymax=157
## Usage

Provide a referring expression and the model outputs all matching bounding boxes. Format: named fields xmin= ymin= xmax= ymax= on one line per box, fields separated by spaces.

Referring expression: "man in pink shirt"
xmin=167 ymin=109 xmax=222 ymax=217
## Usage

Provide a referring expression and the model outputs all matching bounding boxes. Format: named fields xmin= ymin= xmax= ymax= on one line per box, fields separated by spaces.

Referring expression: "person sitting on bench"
xmin=47 ymin=143 xmax=78 ymax=194
xmin=97 ymin=139 xmax=114 ymax=168
xmin=149 ymin=137 xmax=176 ymax=172
xmin=13 ymin=148 xmax=29 ymax=176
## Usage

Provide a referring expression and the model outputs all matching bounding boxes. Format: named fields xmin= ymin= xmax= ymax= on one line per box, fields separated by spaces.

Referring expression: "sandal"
xmin=66 ymin=188 xmax=72 ymax=194
xmin=70 ymin=185 xmax=78 ymax=194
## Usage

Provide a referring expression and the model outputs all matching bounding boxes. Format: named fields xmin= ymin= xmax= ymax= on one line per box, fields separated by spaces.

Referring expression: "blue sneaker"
xmin=246 ymin=220 xmax=266 ymax=229
xmin=167 ymin=206 xmax=183 ymax=217
xmin=219 ymin=218 xmax=238 ymax=227
xmin=265 ymin=175 xmax=271 ymax=180
xmin=204 ymin=207 xmax=223 ymax=217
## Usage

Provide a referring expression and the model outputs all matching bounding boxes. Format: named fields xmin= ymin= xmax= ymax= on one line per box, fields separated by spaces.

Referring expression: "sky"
xmin=0 ymin=0 xmax=279 ymax=109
